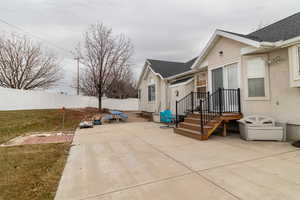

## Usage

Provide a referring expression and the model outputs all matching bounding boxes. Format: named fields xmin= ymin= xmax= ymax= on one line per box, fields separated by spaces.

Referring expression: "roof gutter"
xmin=275 ymin=36 xmax=300 ymax=48
xmin=168 ymin=78 xmax=194 ymax=88
xmin=165 ymin=69 xmax=197 ymax=81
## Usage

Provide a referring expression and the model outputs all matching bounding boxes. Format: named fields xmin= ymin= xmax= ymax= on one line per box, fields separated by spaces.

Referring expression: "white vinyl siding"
xmin=246 ymin=58 xmax=266 ymax=97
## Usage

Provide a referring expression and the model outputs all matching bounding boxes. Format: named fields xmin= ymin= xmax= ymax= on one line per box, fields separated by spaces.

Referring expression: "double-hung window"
xmin=148 ymin=84 xmax=155 ymax=101
xmin=246 ymin=58 xmax=266 ymax=97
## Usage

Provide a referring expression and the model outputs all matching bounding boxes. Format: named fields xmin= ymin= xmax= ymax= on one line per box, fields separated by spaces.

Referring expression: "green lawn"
xmin=0 ymin=109 xmax=96 ymax=200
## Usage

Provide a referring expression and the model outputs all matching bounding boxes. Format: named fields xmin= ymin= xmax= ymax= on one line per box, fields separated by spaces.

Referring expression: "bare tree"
xmin=78 ymin=23 xmax=134 ymax=109
xmin=0 ymin=34 xmax=62 ymax=90
xmin=106 ymin=68 xmax=137 ymax=99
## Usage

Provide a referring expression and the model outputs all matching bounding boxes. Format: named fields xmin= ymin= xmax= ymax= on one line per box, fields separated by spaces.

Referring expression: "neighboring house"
xmin=137 ymin=57 xmax=205 ymax=115
xmin=191 ymin=12 xmax=300 ymax=140
xmin=138 ymin=12 xmax=300 ymax=140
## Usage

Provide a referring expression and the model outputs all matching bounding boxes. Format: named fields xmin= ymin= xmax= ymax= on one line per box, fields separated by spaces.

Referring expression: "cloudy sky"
xmin=0 ymin=0 xmax=300 ymax=94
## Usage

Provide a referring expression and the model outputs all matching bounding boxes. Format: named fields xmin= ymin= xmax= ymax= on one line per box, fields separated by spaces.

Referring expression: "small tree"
xmin=78 ymin=23 xmax=134 ymax=109
xmin=0 ymin=34 xmax=62 ymax=89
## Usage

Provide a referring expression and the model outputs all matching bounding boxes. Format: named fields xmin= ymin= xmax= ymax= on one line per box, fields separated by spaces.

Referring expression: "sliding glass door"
xmin=211 ymin=63 xmax=239 ymax=112
xmin=223 ymin=63 xmax=238 ymax=90
xmin=212 ymin=67 xmax=223 ymax=92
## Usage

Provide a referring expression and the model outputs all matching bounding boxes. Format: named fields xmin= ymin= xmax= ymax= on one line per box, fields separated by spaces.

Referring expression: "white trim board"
xmin=168 ymin=78 xmax=194 ymax=88
xmin=137 ymin=61 xmax=164 ymax=87
xmin=191 ymin=30 xmax=261 ymax=70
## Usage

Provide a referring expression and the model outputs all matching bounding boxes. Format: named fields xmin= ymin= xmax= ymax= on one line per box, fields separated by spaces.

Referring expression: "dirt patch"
xmin=123 ymin=111 xmax=151 ymax=122
xmin=1 ymin=132 xmax=74 ymax=147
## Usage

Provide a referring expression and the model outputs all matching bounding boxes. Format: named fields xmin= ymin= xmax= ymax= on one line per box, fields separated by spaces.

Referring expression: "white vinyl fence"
xmin=0 ymin=87 xmax=139 ymax=111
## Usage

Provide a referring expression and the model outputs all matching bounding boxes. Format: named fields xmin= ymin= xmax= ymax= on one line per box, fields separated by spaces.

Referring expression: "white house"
xmin=138 ymin=12 xmax=300 ymax=140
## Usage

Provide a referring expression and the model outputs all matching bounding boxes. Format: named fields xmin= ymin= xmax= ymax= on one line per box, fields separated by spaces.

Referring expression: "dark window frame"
xmin=148 ymin=84 xmax=155 ymax=101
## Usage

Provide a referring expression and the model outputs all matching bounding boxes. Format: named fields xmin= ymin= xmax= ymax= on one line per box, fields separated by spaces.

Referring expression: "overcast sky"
xmin=0 ymin=0 xmax=300 ymax=94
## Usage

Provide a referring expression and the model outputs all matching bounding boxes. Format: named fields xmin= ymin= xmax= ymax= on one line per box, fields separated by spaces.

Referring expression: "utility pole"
xmin=74 ymin=57 xmax=80 ymax=95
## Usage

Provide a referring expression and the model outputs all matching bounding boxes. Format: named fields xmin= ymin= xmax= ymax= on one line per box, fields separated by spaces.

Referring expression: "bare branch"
xmin=0 ymin=33 xmax=63 ymax=90
xmin=77 ymin=23 xmax=134 ymax=109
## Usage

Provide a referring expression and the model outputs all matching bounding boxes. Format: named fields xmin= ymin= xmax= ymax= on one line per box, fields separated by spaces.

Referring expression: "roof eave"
xmin=136 ymin=60 xmax=165 ymax=88
xmin=241 ymin=37 xmax=300 ymax=55
xmin=169 ymin=77 xmax=194 ymax=88
xmin=276 ymin=36 xmax=300 ymax=48
xmin=191 ymin=29 xmax=262 ymax=70
xmin=165 ymin=69 xmax=197 ymax=81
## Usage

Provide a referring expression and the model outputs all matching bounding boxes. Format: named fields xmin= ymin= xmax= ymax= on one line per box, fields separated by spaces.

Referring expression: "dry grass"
xmin=0 ymin=108 xmax=99 ymax=144
xmin=0 ymin=108 xmax=100 ymax=200
xmin=0 ymin=143 xmax=70 ymax=200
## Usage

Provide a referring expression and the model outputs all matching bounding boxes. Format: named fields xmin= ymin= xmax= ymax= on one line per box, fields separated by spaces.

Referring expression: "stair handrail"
xmin=175 ymin=88 xmax=241 ymax=132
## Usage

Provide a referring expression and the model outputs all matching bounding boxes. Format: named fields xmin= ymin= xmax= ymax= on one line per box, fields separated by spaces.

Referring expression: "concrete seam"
xmin=135 ymin=136 xmax=242 ymax=200
xmin=197 ymin=149 xmax=300 ymax=173
xmin=80 ymin=171 xmax=194 ymax=200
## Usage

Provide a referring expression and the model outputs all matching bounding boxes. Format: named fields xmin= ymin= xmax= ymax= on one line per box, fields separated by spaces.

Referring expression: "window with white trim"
xmin=247 ymin=58 xmax=266 ymax=97
xmin=148 ymin=85 xmax=155 ymax=101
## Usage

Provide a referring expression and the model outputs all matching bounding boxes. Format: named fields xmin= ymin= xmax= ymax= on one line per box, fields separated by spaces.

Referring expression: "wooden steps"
xmin=174 ymin=112 xmax=242 ymax=140
xmin=174 ymin=127 xmax=207 ymax=140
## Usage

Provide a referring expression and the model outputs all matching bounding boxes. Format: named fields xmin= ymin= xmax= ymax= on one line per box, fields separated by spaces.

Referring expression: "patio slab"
xmin=55 ymin=123 xmax=191 ymax=200
xmin=95 ymin=174 xmax=237 ymax=200
xmin=200 ymin=151 xmax=300 ymax=200
xmin=55 ymin=122 xmax=299 ymax=200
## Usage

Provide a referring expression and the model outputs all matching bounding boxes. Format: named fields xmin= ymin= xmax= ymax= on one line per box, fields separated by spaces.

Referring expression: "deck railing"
xmin=175 ymin=88 xmax=241 ymax=134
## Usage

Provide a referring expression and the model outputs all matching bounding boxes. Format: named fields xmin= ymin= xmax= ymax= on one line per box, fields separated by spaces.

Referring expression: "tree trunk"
xmin=98 ymin=89 xmax=102 ymax=110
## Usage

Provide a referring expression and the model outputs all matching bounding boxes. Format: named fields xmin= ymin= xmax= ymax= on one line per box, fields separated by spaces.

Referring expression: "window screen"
xmin=247 ymin=58 xmax=266 ymax=97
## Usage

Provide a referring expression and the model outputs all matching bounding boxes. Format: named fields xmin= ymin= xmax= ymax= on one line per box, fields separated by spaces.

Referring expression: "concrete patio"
xmin=55 ymin=122 xmax=300 ymax=200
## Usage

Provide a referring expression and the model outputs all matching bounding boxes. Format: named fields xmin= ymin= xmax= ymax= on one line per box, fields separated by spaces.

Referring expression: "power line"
xmin=0 ymin=17 xmax=74 ymax=57
xmin=0 ymin=17 xmax=89 ymax=69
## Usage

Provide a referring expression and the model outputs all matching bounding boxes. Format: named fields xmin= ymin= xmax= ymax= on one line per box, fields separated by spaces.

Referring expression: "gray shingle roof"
xmin=147 ymin=57 xmax=197 ymax=78
xmin=222 ymin=12 xmax=300 ymax=43
xmin=247 ymin=12 xmax=300 ymax=42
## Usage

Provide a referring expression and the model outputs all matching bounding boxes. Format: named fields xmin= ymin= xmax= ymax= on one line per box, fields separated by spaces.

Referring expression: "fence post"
xmin=200 ymin=99 xmax=204 ymax=134
xmin=191 ymin=91 xmax=194 ymax=113
xmin=218 ymin=88 xmax=222 ymax=116
xmin=175 ymin=100 xmax=178 ymax=128
xmin=237 ymin=88 xmax=241 ymax=114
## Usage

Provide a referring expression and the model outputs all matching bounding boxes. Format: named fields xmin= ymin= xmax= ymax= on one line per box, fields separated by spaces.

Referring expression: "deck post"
xmin=175 ymin=100 xmax=178 ymax=128
xmin=207 ymin=91 xmax=210 ymax=113
xmin=191 ymin=91 xmax=194 ymax=113
xmin=200 ymin=100 xmax=204 ymax=135
xmin=222 ymin=122 xmax=227 ymax=137
xmin=218 ymin=88 xmax=222 ymax=116
xmin=237 ymin=88 xmax=241 ymax=114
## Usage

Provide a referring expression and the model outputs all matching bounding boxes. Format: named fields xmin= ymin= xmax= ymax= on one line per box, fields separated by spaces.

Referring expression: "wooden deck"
xmin=174 ymin=112 xmax=242 ymax=140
